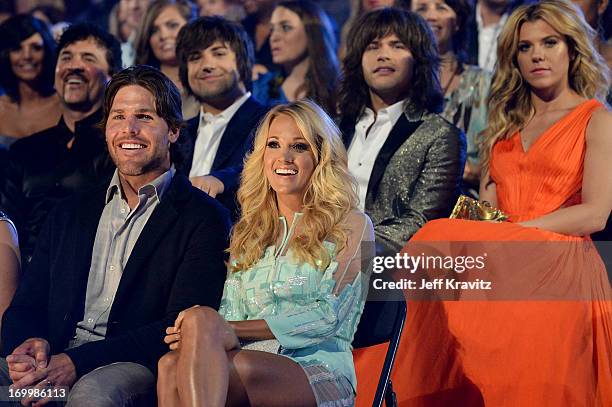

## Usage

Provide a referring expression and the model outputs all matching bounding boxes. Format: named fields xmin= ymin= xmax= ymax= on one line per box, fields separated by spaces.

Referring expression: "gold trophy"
xmin=450 ymin=195 xmax=508 ymax=222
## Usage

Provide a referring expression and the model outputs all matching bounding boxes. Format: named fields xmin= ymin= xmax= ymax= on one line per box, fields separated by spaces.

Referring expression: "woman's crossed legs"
xmin=157 ymin=306 xmax=317 ymax=407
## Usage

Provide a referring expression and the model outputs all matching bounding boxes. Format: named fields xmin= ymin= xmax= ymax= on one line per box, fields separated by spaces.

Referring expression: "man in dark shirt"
xmin=0 ymin=23 xmax=122 ymax=265
xmin=175 ymin=17 xmax=268 ymax=218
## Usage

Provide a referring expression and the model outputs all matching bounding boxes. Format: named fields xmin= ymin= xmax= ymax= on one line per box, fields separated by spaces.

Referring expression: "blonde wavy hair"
xmin=229 ymin=100 xmax=359 ymax=272
xmin=480 ymin=0 xmax=611 ymax=174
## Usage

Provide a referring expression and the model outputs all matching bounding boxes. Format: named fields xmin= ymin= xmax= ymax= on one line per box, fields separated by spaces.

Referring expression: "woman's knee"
xmin=180 ymin=306 xmax=231 ymax=346
xmin=158 ymin=351 xmax=178 ymax=373
xmin=181 ymin=306 xmax=220 ymax=332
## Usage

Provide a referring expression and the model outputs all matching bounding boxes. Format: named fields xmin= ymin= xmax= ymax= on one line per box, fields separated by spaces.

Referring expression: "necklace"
xmin=442 ymin=60 xmax=460 ymax=95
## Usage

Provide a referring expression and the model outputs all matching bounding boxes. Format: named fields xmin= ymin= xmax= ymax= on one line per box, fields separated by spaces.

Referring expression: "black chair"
xmin=592 ymin=215 xmax=611 ymax=242
xmin=352 ymin=292 xmax=407 ymax=407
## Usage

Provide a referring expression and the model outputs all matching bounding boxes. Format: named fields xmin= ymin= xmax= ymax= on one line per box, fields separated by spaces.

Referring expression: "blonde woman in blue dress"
xmin=158 ymin=99 xmax=375 ymax=407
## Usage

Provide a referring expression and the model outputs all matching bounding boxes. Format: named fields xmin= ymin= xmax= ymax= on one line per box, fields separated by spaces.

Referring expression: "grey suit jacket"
xmin=341 ymin=101 xmax=466 ymax=255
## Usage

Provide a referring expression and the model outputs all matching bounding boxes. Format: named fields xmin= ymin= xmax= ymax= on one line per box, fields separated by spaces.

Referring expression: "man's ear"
xmin=168 ymin=127 xmax=180 ymax=144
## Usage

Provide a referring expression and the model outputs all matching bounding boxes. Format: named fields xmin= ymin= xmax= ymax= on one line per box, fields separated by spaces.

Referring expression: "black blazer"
xmin=177 ymin=97 xmax=268 ymax=219
xmin=177 ymin=96 xmax=268 ymax=191
xmin=1 ymin=173 xmax=231 ymax=378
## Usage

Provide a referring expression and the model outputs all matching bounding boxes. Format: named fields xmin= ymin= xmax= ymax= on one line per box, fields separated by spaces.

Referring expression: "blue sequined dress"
xmin=219 ymin=211 xmax=374 ymax=406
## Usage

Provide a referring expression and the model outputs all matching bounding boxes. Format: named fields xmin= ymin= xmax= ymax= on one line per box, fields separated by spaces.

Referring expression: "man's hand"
xmin=190 ymin=175 xmax=224 ymax=198
xmin=6 ymin=338 xmax=50 ymax=383
xmin=42 ymin=354 xmax=77 ymax=389
xmin=252 ymin=63 xmax=269 ymax=81
xmin=18 ymin=353 xmax=77 ymax=407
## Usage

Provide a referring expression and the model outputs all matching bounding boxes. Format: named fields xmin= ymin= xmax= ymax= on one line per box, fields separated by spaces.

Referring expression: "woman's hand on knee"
xmin=164 ymin=326 xmax=182 ymax=350
xmin=164 ymin=305 xmax=201 ymax=350
xmin=174 ymin=304 xmax=201 ymax=330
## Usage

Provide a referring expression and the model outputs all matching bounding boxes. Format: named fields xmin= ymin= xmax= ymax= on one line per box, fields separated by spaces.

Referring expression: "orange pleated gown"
xmin=354 ymin=99 xmax=612 ymax=406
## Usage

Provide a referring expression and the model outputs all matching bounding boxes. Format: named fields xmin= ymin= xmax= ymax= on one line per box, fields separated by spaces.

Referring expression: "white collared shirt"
xmin=476 ymin=3 xmax=509 ymax=72
xmin=189 ymin=92 xmax=251 ymax=178
xmin=347 ymin=99 xmax=407 ymax=211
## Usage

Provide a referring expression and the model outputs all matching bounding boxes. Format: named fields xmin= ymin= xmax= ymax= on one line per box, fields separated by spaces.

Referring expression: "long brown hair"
xmin=134 ymin=0 xmax=196 ymax=67
xmin=338 ymin=8 xmax=443 ymax=121
xmin=480 ymin=0 xmax=611 ymax=174
xmin=273 ymin=0 xmax=339 ymax=115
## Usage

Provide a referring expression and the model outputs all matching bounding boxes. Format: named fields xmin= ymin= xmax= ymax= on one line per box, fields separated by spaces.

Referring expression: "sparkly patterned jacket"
xmin=340 ymin=101 xmax=466 ymax=255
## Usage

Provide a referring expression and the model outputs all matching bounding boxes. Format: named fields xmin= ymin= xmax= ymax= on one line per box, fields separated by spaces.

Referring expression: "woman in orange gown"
xmin=354 ymin=1 xmax=612 ymax=405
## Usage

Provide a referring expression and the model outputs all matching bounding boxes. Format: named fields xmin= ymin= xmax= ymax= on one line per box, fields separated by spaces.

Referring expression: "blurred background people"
xmin=0 ymin=23 xmax=120 ymax=266
xmin=0 ymin=1 xmax=13 ymax=24
xmin=410 ymin=0 xmax=491 ymax=194
xmin=0 ymin=14 xmax=60 ymax=147
xmin=30 ymin=3 xmax=70 ymax=40
xmin=315 ymin=0 xmax=351 ymax=32
xmin=242 ymin=0 xmax=277 ymax=75
xmin=339 ymin=0 xmax=395 ymax=59
xmin=572 ymin=0 xmax=612 ymax=103
xmin=466 ymin=0 xmax=523 ymax=71
xmin=108 ymin=1 xmax=132 ymax=45
xmin=196 ymin=0 xmax=245 ymax=20
xmin=14 ymin=0 xmax=64 ymax=14
xmin=134 ymin=0 xmax=199 ymax=119
xmin=253 ymin=0 xmax=339 ymax=115
xmin=112 ymin=0 xmax=152 ymax=67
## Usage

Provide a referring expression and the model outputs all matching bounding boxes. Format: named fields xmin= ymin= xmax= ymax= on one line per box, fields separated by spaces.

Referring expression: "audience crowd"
xmin=0 ymin=0 xmax=609 ymax=406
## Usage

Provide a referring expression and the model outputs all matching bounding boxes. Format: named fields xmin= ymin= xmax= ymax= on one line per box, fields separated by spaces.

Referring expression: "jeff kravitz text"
xmin=371 ymin=252 xmax=493 ymax=291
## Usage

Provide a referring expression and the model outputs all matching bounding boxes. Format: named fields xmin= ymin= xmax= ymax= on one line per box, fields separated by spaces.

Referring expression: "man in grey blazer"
xmin=339 ymin=8 xmax=466 ymax=256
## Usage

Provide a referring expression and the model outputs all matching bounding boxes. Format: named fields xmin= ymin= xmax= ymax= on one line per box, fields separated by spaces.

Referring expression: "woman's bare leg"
xmin=225 ymin=350 xmax=318 ymax=407
xmin=175 ymin=306 xmax=318 ymax=407
xmin=176 ymin=306 xmax=241 ymax=407
xmin=157 ymin=351 xmax=180 ymax=407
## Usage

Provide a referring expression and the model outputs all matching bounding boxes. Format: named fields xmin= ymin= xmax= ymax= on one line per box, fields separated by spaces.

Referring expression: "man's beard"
xmin=63 ymin=99 xmax=96 ymax=113
xmin=192 ymin=74 xmax=239 ymax=104
xmin=111 ymin=149 xmax=168 ymax=178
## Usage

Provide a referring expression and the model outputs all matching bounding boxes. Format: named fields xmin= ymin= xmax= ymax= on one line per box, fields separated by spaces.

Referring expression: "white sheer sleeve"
xmin=333 ymin=211 xmax=375 ymax=295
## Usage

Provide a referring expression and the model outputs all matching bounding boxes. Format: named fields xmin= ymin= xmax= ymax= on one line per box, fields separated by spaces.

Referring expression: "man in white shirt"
xmin=466 ymin=0 xmax=522 ymax=71
xmin=339 ymin=8 xmax=465 ymax=255
xmin=175 ymin=16 xmax=268 ymax=217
